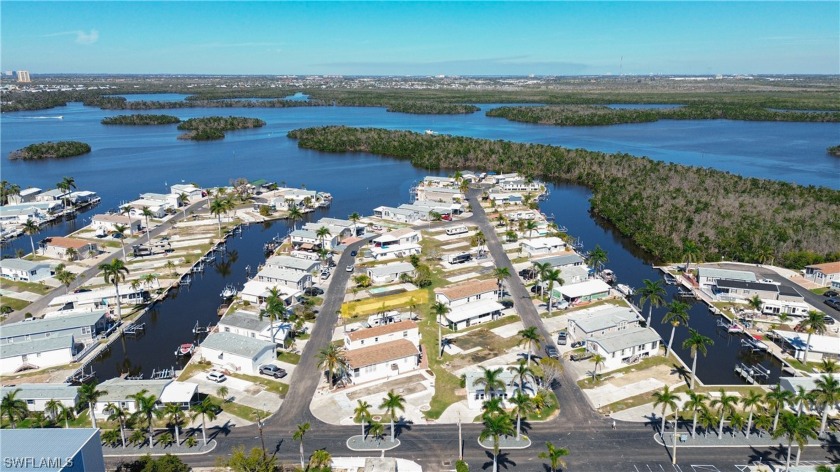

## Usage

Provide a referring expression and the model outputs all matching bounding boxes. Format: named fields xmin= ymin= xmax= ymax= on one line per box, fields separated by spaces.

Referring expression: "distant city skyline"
xmin=1 ymin=2 xmax=837 ymax=76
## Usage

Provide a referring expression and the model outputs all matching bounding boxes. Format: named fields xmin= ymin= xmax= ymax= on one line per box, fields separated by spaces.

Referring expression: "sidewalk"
xmin=656 ymin=430 xmax=835 ymax=449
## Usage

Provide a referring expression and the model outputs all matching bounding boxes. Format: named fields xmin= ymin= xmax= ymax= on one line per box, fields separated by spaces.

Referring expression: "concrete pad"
xmin=447 ymin=271 xmax=481 ymax=283
xmin=0 ymin=289 xmax=40 ymax=302
xmin=585 ymin=378 xmax=666 ymax=408
xmin=435 ymin=401 xmax=482 ymax=424
xmin=490 ymin=320 xmax=524 ymax=339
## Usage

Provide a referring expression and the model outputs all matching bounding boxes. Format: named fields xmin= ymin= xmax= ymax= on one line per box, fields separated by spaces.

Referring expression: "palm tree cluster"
xmin=287 ymin=126 xmax=840 ymax=268
xmin=653 ymin=375 xmax=839 ymax=471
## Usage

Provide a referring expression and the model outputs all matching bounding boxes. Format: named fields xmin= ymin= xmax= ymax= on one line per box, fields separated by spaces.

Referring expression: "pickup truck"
xmin=570 ymin=352 xmax=593 ymax=362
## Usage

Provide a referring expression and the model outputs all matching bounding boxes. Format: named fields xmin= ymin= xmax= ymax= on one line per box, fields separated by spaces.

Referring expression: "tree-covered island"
xmin=101 ymin=114 xmax=181 ymax=125
xmin=288 ymin=126 xmax=840 ymax=269
xmin=9 ymin=141 xmax=91 ymax=160
xmin=828 ymin=145 xmax=840 ymax=157
xmin=176 ymin=116 xmax=266 ymax=141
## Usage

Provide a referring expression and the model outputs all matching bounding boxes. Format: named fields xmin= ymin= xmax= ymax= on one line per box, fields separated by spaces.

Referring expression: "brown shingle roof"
xmin=806 ymin=261 xmax=840 ymax=275
xmin=347 ymin=320 xmax=418 ymax=342
xmin=344 ymin=339 xmax=419 ymax=369
xmin=435 ymin=279 xmax=497 ymax=302
xmin=45 ymin=237 xmax=92 ymax=249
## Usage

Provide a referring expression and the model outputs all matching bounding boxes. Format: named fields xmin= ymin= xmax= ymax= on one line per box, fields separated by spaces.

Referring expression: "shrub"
xmin=455 ymin=460 xmax=469 ymax=472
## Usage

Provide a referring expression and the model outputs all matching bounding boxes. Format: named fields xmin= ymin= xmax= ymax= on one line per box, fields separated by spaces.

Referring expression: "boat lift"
xmin=193 ymin=320 xmax=214 ymax=335
xmin=150 ymin=367 xmax=175 ymax=380
xmin=734 ymin=362 xmax=771 ymax=385
xmin=122 ymin=322 xmax=146 ymax=336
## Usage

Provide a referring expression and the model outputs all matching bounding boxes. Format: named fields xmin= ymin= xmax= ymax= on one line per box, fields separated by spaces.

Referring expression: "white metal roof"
xmin=557 ymin=279 xmax=611 ymax=299
xmin=445 ymin=299 xmax=505 ymax=323
xmin=159 ymin=381 xmax=198 ymax=404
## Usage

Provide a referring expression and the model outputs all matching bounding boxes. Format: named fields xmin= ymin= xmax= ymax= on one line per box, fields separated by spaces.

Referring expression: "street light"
xmin=671 ymin=416 xmax=678 ymax=465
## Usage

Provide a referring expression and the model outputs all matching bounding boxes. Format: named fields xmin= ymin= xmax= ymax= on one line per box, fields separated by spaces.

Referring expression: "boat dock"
xmin=734 ymin=362 xmax=771 ymax=384
xmin=193 ymin=320 xmax=214 ymax=335
xmin=122 ymin=322 xmax=146 ymax=336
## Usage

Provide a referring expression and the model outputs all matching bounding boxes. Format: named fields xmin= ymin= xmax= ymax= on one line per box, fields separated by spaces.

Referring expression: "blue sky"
xmin=1 ymin=2 xmax=837 ymax=75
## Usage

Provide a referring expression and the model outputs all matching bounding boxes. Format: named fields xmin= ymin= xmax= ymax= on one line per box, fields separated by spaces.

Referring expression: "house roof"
xmin=18 ymin=187 xmax=41 ymax=197
xmin=50 ymin=286 xmax=144 ymax=306
xmin=779 ymin=373 xmax=840 ymax=394
xmin=0 ymin=428 xmax=101 ymax=471
xmin=772 ymin=330 xmax=840 ymax=355
xmin=378 ymin=206 xmax=418 ymax=217
xmin=344 ymin=339 xmax=419 ymax=369
xmin=92 ymin=214 xmax=140 ymax=225
xmin=159 ymin=381 xmax=198 ymax=404
xmin=0 ymin=335 xmax=75 ymax=359
xmin=532 ymin=253 xmax=584 ymax=268
xmin=315 ymin=217 xmax=355 ymax=228
xmin=464 ymin=367 xmax=517 ymax=393
xmin=97 ymin=378 xmax=171 ymax=403
xmin=367 ymin=262 xmax=415 ymax=278
xmin=373 ymin=228 xmax=417 ymax=243
xmin=521 ymin=237 xmax=565 ymax=250
xmin=0 ymin=258 xmax=52 ymax=272
xmin=586 ymin=327 xmax=661 ymax=354
xmin=258 ymin=267 xmax=310 ymax=283
xmin=0 ymin=311 xmax=107 ymax=339
xmin=697 ymin=267 xmax=757 ymax=282
xmin=347 ymin=320 xmax=418 ymax=342
xmin=241 ymin=280 xmax=300 ymax=299
xmin=806 ymin=261 xmax=840 ymax=275
xmin=201 ymin=332 xmax=275 ymax=359
xmin=444 ymin=299 xmax=505 ymax=323
xmin=219 ymin=311 xmax=271 ymax=332
xmin=265 ymin=255 xmax=320 ymax=272
xmin=290 ymin=229 xmax=319 ymax=240
xmin=716 ymin=279 xmax=779 ymax=292
xmin=568 ymin=306 xmax=641 ymax=334
xmin=777 ymin=284 xmax=802 ymax=297
xmin=435 ymin=279 xmax=498 ymax=302
xmin=0 ymin=383 xmax=78 ymax=400
xmin=43 ymin=237 xmax=92 ymax=249
xmin=557 ymin=279 xmax=611 ymax=299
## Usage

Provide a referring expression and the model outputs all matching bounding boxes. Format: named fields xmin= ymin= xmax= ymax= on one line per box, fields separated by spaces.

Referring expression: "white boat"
xmin=175 ymin=343 xmax=195 ymax=356
xmin=424 ymin=129 xmax=439 ymax=135
xmin=179 ymin=275 xmax=192 ymax=286
xmin=220 ymin=284 xmax=237 ymax=299
xmin=599 ymin=269 xmax=616 ymax=285
xmin=616 ymin=284 xmax=634 ymax=297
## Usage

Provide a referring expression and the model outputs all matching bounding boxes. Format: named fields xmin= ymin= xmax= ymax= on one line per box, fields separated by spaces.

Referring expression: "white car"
xmin=758 ymin=278 xmax=781 ymax=285
xmin=346 ymin=264 xmax=355 ymax=272
xmin=206 ymin=370 xmax=227 ymax=383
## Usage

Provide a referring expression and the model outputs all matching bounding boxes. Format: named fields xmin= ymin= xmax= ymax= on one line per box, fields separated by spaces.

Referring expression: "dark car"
xmin=350 ymin=250 xmax=357 ymax=257
xmin=304 ymin=287 xmax=324 ymax=296
xmin=823 ymin=290 xmax=839 ymax=298
xmin=824 ymin=316 xmax=837 ymax=325
xmin=519 ymin=268 xmax=537 ymax=280
xmin=259 ymin=365 xmax=287 ymax=379
xmin=571 ymin=340 xmax=585 ymax=349
xmin=825 ymin=298 xmax=840 ymax=310
xmin=544 ymin=345 xmax=560 ymax=359
xmin=499 ymin=299 xmax=514 ymax=309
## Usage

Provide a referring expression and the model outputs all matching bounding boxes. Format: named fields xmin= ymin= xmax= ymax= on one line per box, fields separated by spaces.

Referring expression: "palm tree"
xmin=698 ymin=407 xmax=717 ymax=438
xmin=315 ymin=226 xmax=331 ymax=250
xmin=793 ymin=385 xmax=814 ymax=417
xmin=44 ymin=398 xmax=62 ymax=425
xmin=543 ymin=269 xmax=564 ymax=317
xmin=591 ymin=354 xmax=606 ymax=382
xmin=766 ymin=384 xmax=795 ymax=433
xmin=538 ymin=441 xmax=569 ymax=472
xmin=348 ymin=212 xmax=361 ymax=233
xmin=190 ymin=397 xmax=217 ymax=446
xmin=78 ymin=381 xmax=107 ymax=429
xmin=112 ymin=223 xmax=128 ymax=258
xmin=482 ymin=397 xmax=505 ymax=419
xmin=309 ymin=449 xmax=332 ymax=469
xmin=479 ymin=412 xmax=515 ymax=472
xmin=797 ymin=311 xmax=828 ymax=363
xmin=217 ymin=386 xmax=229 ymax=402
xmin=140 ymin=206 xmax=154 ymax=245
xmin=287 ymin=205 xmax=304 ymax=230
xmin=507 ymin=361 xmax=535 ymax=394
xmin=473 ymin=367 xmax=506 ymax=403
xmin=532 ymin=261 xmax=551 ymax=295
xmin=177 ymin=192 xmax=190 ymax=217
xmin=740 ymin=390 xmax=764 ymax=437
xmin=317 ymin=343 xmax=348 ymax=390
xmin=262 ymin=287 xmax=285 ymax=344
xmin=772 ymin=411 xmax=819 ymax=470
xmin=65 ymin=247 xmax=78 ymax=262
xmin=662 ymin=300 xmax=690 ymax=357
xmin=55 ymin=266 xmax=76 ymax=294
xmin=682 ymin=328 xmax=714 ymax=389
xmin=517 ymin=326 xmax=541 ymax=365
xmin=493 ymin=267 xmax=510 ymax=297
xmin=353 ymin=400 xmax=371 ymax=438
xmin=729 ymin=411 xmax=746 ymax=437
xmin=56 ymin=176 xmax=77 ymax=213
xmin=652 ymin=385 xmax=679 ymax=436
xmin=431 ymin=301 xmax=450 ymax=359
xmin=821 ymin=359 xmax=838 ymax=374
xmin=684 ymin=390 xmax=708 ymax=438
xmin=681 ymin=240 xmax=700 ymax=273
xmin=367 ymin=421 xmax=385 ymax=445
xmin=22 ymin=218 xmax=39 ymax=257
xmin=524 ymin=220 xmax=538 ymax=238
xmin=130 ymin=389 xmax=162 ymax=448
xmin=293 ymin=422 xmax=310 ymax=469
xmin=1 ymin=389 xmax=28 ymax=428
xmin=710 ymin=389 xmax=739 ymax=439
xmin=380 ymin=390 xmax=406 ymax=443
xmin=99 ymin=259 xmax=129 ymax=320
xmin=163 ymin=402 xmax=185 ymax=446
xmin=209 ymin=197 xmax=227 ymax=237
xmin=105 ymin=403 xmax=128 ymax=447
xmin=141 ymin=273 xmax=159 ymax=289
xmin=637 ymin=279 xmax=666 ymax=327
xmin=509 ymin=391 xmax=532 ymax=440
xmin=746 ymin=294 xmax=763 ymax=314
xmin=814 ymin=374 xmax=840 ymax=436
xmin=587 ymin=245 xmax=608 ymax=275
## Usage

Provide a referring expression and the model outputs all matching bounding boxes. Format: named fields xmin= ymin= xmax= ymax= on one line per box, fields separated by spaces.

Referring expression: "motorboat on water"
xmin=175 ymin=343 xmax=195 ymax=356
xmin=615 ymin=284 xmax=635 ymax=297
xmin=220 ymin=284 xmax=238 ymax=299
xmin=599 ymin=269 xmax=616 ymax=285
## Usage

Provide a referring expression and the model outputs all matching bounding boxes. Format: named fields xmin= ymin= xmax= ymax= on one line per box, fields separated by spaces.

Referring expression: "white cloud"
xmin=75 ymin=29 xmax=99 ymax=45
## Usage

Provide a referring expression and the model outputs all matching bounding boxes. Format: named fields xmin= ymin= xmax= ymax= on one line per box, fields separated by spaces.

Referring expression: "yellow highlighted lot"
xmin=341 ymin=289 xmax=428 ymax=317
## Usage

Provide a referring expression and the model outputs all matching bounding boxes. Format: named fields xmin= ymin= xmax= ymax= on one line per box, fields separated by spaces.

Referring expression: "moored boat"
xmin=663 ymin=273 xmax=677 ymax=285
xmin=175 ymin=343 xmax=195 ymax=356
xmin=220 ymin=284 xmax=237 ymax=299
xmin=615 ymin=284 xmax=634 ymax=297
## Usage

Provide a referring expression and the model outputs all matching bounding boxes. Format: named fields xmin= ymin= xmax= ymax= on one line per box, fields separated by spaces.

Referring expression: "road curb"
xmin=478 ymin=436 xmax=531 ymax=450
xmin=103 ymin=439 xmax=217 ymax=457
xmin=346 ymin=435 xmax=401 ymax=451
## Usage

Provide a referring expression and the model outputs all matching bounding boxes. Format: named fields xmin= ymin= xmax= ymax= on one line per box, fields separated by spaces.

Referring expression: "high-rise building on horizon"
xmin=16 ymin=70 xmax=31 ymax=82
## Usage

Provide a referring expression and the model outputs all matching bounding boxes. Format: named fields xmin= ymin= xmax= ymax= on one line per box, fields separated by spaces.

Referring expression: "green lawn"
xmin=276 ymin=351 xmax=301 ymax=365
xmin=0 ymin=296 xmax=30 ymax=311
xmin=810 ymin=287 xmax=829 ymax=296
xmin=228 ymin=372 xmax=289 ymax=398
xmin=209 ymin=395 xmax=269 ymax=422
xmin=0 ymin=279 xmax=53 ymax=295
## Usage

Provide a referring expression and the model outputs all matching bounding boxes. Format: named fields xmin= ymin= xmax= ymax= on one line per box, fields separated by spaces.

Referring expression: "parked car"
xmin=499 ymin=299 xmax=514 ymax=309
xmin=320 ymin=271 xmax=330 ymax=280
xmin=350 ymin=250 xmax=357 ymax=257
xmin=557 ymin=331 xmax=568 ymax=345
xmin=519 ymin=268 xmax=537 ymax=280
xmin=544 ymin=345 xmax=559 ymax=359
xmin=550 ymin=299 xmax=570 ymax=311
xmin=570 ymin=352 xmax=593 ymax=362
xmin=346 ymin=264 xmax=355 ymax=272
xmin=823 ymin=290 xmax=839 ymax=298
xmin=824 ymin=316 xmax=837 ymax=325
xmin=304 ymin=287 xmax=324 ymax=296
xmin=259 ymin=365 xmax=287 ymax=379
xmin=206 ymin=370 xmax=227 ymax=383
xmin=571 ymin=340 xmax=585 ymax=349
xmin=825 ymin=298 xmax=840 ymax=310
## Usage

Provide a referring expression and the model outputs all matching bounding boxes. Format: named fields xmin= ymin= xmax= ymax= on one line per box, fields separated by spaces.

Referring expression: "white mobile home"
xmin=200 ymin=332 xmax=276 ymax=375
xmin=0 ymin=258 xmax=53 ymax=282
xmin=0 ymin=383 xmax=79 ymax=414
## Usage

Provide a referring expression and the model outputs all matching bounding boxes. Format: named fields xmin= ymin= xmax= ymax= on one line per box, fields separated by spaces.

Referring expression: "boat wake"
xmin=25 ymin=116 xmax=63 ymax=120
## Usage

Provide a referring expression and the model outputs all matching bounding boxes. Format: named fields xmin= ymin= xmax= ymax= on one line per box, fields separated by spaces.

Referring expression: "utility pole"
xmin=671 ymin=416 xmax=678 ymax=465
xmin=458 ymin=413 xmax=463 ymax=460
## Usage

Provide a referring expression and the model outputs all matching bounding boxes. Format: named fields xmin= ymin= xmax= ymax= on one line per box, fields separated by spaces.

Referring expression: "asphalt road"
xmin=104 ymin=196 xmax=840 ymax=470
xmin=6 ymin=198 xmax=210 ymax=323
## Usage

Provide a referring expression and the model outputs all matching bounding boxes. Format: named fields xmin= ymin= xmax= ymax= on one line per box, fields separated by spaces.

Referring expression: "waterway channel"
xmin=3 ymin=100 xmax=834 ymax=384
